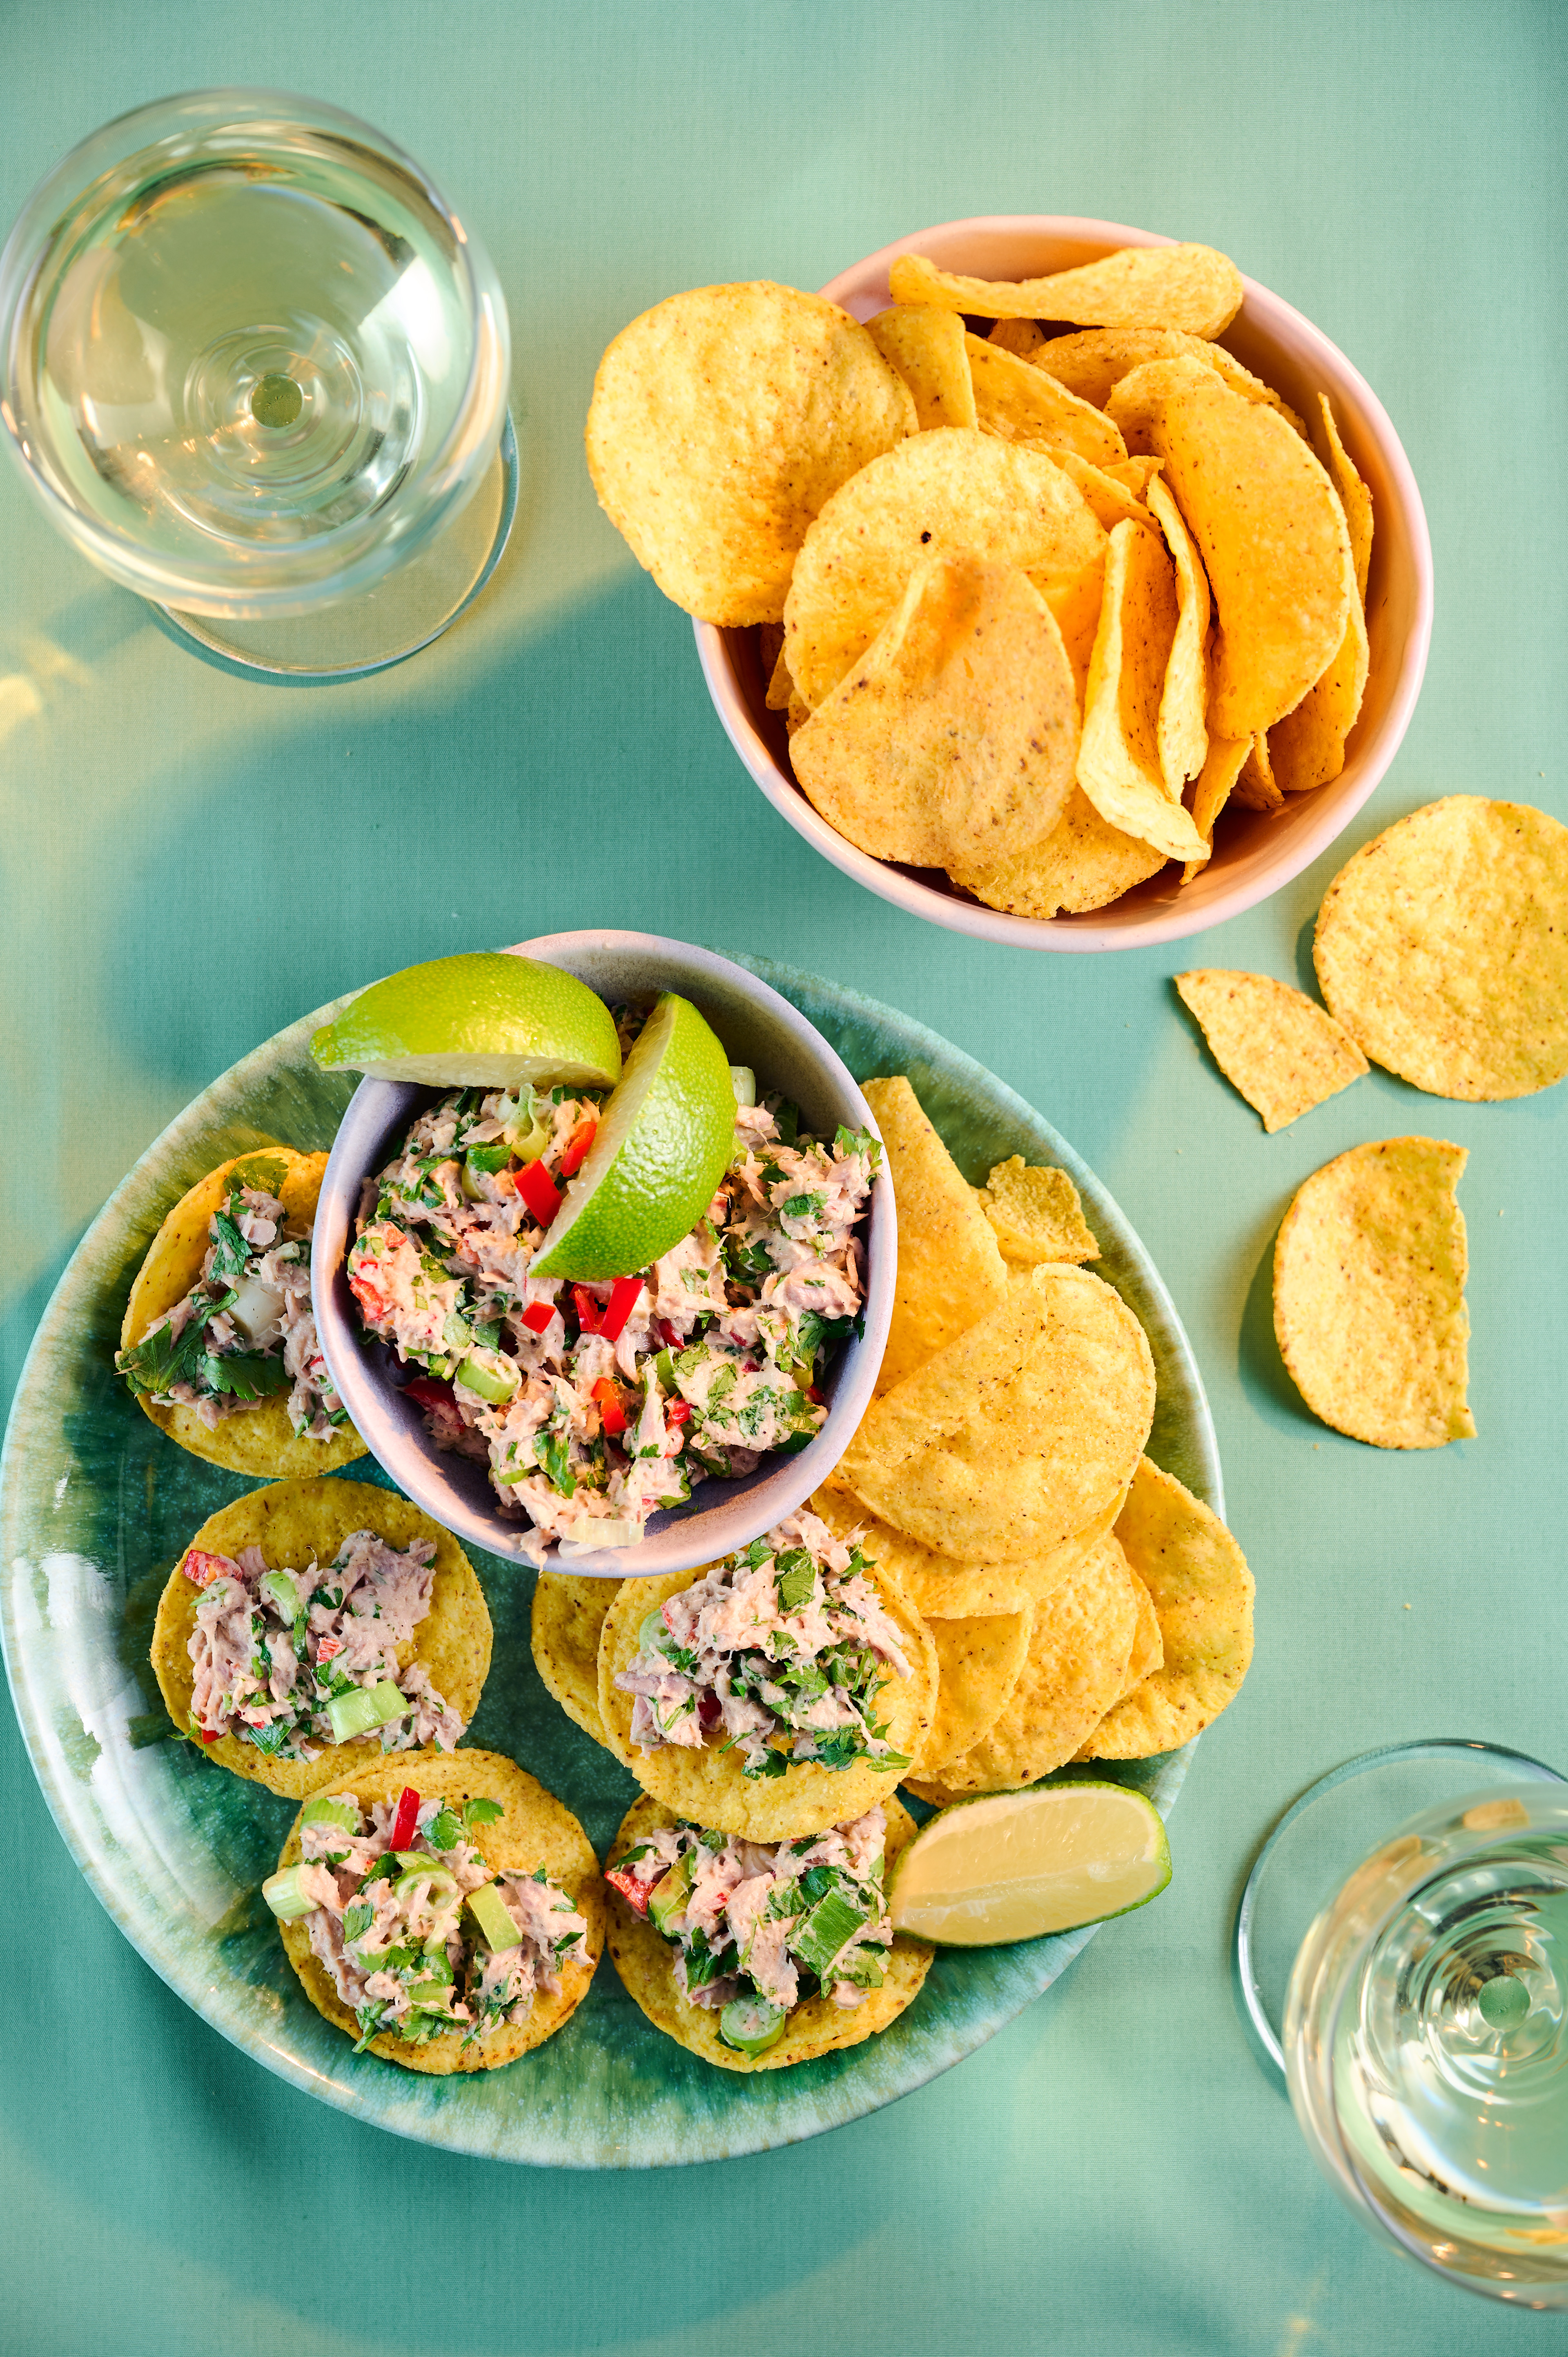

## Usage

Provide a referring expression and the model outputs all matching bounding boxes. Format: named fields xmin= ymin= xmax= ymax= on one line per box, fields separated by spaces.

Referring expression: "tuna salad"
xmin=183 ymin=1529 xmax=464 ymax=1760
xmin=264 ymin=1784 xmax=590 ymax=2051
xmin=117 ymin=1164 xmax=345 ymax=1439
xmin=615 ymin=1510 xmax=912 ymax=1778
xmin=345 ymin=1038 xmax=877 ymax=1558
xmin=606 ymin=1806 xmax=894 ymax=2056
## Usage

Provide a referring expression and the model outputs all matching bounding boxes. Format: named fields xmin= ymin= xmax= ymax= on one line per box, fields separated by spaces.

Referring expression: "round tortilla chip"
xmin=906 ymin=1530 xmax=1140 ymax=1800
xmin=1078 ymin=1459 xmax=1254 ymax=1759
xmin=604 ymin=1792 xmax=930 ymax=2072
xmin=276 ymin=1749 xmax=602 ymax=2074
xmin=949 ymin=784 xmax=1169 ymax=917
xmin=811 ymin=1484 xmax=1120 ymax=1618
xmin=887 ymin=246 xmax=1243 ymax=339
xmin=119 ymin=1149 xmax=365 ymax=1477
xmin=783 ymin=429 xmax=1105 ymax=713
xmin=861 ymin=1075 xmax=1008 ymax=1394
xmin=530 ymin=1570 xmax=621 ymax=1747
xmin=918 ymin=1606 xmax=1033 ymax=1778
xmin=1272 ymin=1136 xmax=1475 ymax=1450
xmin=150 ymin=1478 xmax=492 ymax=1797
xmin=596 ymin=1560 xmax=936 ymax=1840
xmin=835 ymin=1264 xmax=1156 ymax=1565
xmin=585 ymin=282 xmax=915 ymax=626
xmin=1030 ymin=327 xmax=1305 ymax=433
xmin=1314 ymin=798 xmax=1568 ymax=1100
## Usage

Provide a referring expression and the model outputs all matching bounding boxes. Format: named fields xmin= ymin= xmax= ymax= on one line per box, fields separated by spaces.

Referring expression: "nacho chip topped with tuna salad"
xmin=604 ymin=1792 xmax=930 ymax=2070
xmin=117 ymin=1149 xmax=363 ymax=1476
xmin=598 ymin=1510 xmax=936 ymax=1839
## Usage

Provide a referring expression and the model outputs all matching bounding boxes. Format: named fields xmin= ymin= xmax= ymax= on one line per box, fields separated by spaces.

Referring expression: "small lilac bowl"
xmin=311 ymin=931 xmax=895 ymax=1579
xmin=695 ymin=213 xmax=1434 ymax=953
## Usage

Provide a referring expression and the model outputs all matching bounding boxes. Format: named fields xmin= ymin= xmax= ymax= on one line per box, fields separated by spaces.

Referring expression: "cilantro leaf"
xmin=462 ymin=1796 xmax=503 ymax=1829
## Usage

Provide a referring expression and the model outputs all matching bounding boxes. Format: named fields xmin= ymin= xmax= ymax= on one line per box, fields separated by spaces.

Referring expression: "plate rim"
xmin=1 ymin=963 xmax=1219 ymax=2166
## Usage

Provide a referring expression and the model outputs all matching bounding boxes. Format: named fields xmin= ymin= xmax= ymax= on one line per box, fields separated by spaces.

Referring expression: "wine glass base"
xmin=1233 ymin=1738 xmax=1566 ymax=2085
xmin=154 ymin=412 xmax=518 ymax=682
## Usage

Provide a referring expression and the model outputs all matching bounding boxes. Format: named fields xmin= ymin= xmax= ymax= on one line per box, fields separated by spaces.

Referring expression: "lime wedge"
xmin=887 ymin=1780 xmax=1171 ymax=1945
xmin=310 ymin=954 xmax=621 ymax=1089
xmin=530 ymin=992 xmax=735 ymax=1280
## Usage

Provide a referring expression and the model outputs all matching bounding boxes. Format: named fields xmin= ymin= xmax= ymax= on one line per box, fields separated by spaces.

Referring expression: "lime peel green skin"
xmin=530 ymin=993 xmax=737 ymax=1281
xmin=886 ymin=1780 xmax=1171 ymax=1947
xmin=310 ymin=954 xmax=622 ymax=1089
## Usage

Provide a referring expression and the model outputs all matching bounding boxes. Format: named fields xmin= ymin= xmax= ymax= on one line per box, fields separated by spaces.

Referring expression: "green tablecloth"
xmin=2 ymin=4 xmax=1562 ymax=2349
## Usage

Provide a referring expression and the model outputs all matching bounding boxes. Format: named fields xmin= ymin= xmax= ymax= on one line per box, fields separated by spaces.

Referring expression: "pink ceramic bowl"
xmin=695 ymin=214 xmax=1433 ymax=953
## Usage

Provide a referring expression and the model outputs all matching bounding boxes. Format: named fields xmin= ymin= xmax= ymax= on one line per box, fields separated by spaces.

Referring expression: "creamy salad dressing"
xmin=346 ymin=1041 xmax=877 ymax=1560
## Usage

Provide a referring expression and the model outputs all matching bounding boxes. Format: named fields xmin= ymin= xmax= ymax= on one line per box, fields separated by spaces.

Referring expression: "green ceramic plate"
xmin=0 ymin=959 xmax=1219 ymax=2168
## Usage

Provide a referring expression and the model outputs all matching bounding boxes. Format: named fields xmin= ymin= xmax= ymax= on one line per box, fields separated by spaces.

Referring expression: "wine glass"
xmin=1234 ymin=1741 xmax=1568 ymax=2306
xmin=0 ymin=88 xmax=514 ymax=681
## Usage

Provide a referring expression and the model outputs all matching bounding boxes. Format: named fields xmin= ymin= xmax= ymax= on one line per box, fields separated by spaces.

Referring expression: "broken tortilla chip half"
xmin=1174 ymin=970 xmax=1368 ymax=1132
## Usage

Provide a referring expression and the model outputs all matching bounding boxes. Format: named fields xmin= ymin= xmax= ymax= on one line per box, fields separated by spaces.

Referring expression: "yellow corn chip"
xmin=585 ymin=281 xmax=916 ymax=625
xmin=812 ymin=1487 xmax=1122 ymax=1619
xmin=864 ymin=304 xmax=978 ymax=430
xmin=989 ymin=317 xmax=1046 ymax=359
xmin=1078 ymin=521 xmax=1207 ymax=861
xmin=784 ymin=429 xmax=1106 ymax=712
xmin=1273 ymin=1137 xmax=1475 ymax=1448
xmin=1180 ymin=733 xmax=1252 ymax=882
xmin=976 ymin=1156 xmax=1099 ymax=1265
xmin=1106 ymin=357 xmax=1355 ymax=739
xmin=1317 ymin=394 xmax=1373 ymax=601
xmin=1314 ymin=799 xmax=1568 ymax=1099
xmin=530 ymin=1570 xmax=622 ymax=1747
xmin=836 ymin=1263 xmax=1156 ymax=1564
xmin=1174 ymin=969 xmax=1368 ymax=1131
xmin=951 ymin=784 xmax=1169 ymax=916
xmin=1030 ymin=326 xmax=1305 ymax=431
xmin=1270 ymin=400 xmax=1373 ymax=792
xmin=1230 ymin=732 xmax=1284 ymax=813
xmin=965 ymin=333 xmax=1126 ymax=468
xmin=765 ymin=639 xmax=794 ymax=711
xmin=1106 ymin=455 xmax=1163 ymax=495
xmin=1145 ymin=475 xmax=1210 ymax=794
xmin=791 ymin=554 xmax=1078 ymax=871
xmin=1078 ymin=1460 xmax=1254 ymax=1758
xmin=918 ymin=1606 xmax=1035 ymax=1776
xmin=861 ymin=1076 xmax=1008 ymax=1390
xmin=906 ymin=1531 xmax=1141 ymax=1798
xmin=1117 ymin=1564 xmax=1165 ymax=1699
xmin=1045 ymin=448 xmax=1161 ymax=534
xmin=888 ymin=245 xmax=1243 ymax=338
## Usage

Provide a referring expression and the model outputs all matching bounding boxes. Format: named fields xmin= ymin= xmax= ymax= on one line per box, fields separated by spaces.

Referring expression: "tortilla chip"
xmin=604 ymin=1793 xmax=930 ymax=2071
xmin=864 ymin=304 xmax=977 ymax=430
xmin=1106 ymin=357 xmax=1355 ymax=739
xmin=906 ymin=1531 xmax=1140 ymax=1798
xmin=1030 ymin=327 xmax=1305 ymax=432
xmin=783 ymin=429 xmax=1105 ymax=713
xmin=888 ymin=245 xmax=1243 ymax=338
xmin=1107 ymin=456 xmax=1163 ymax=496
xmin=1078 ymin=521 xmax=1207 ymax=861
xmin=918 ymin=1606 xmax=1034 ymax=1776
xmin=150 ymin=1479 xmax=491 ymax=1798
xmin=861 ymin=1076 xmax=1008 ymax=1390
xmin=1270 ymin=405 xmax=1372 ymax=793
xmin=1175 ymin=970 xmax=1368 ymax=1132
xmin=585 ymin=281 xmax=915 ymax=626
xmin=951 ymin=784 xmax=1169 ymax=917
xmin=1078 ymin=1459 xmax=1254 ymax=1757
xmin=1230 ymin=733 xmax=1284 ymax=813
xmin=119 ymin=1149 xmax=366 ymax=1478
xmin=1273 ymin=1137 xmax=1475 ymax=1448
xmin=791 ymin=554 xmax=1079 ymax=872
xmin=764 ymin=639 xmax=794 ymax=711
xmin=531 ymin=1571 xmax=621 ymax=1746
xmin=989 ymin=318 xmax=1046 ymax=360
xmin=1145 ymin=476 xmax=1210 ymax=794
xmin=1314 ymin=799 xmax=1568 ymax=1099
xmin=1044 ymin=448 xmax=1161 ymax=535
xmin=976 ymin=1156 xmax=1099 ymax=1266
xmin=596 ymin=1561 xmax=937 ymax=1840
xmin=1117 ymin=1564 xmax=1165 ymax=1700
xmin=965 ymin=333 xmax=1127 ymax=468
xmin=1317 ymin=394 xmax=1373 ymax=601
xmin=811 ymin=1487 xmax=1118 ymax=1619
xmin=836 ymin=1263 xmax=1156 ymax=1564
xmin=1180 ymin=734 xmax=1252 ymax=882
xmin=277 ymin=1749 xmax=602 ymax=2072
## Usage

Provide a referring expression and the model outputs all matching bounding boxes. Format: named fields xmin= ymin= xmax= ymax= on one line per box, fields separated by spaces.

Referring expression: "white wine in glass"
xmin=0 ymin=88 xmax=513 ymax=677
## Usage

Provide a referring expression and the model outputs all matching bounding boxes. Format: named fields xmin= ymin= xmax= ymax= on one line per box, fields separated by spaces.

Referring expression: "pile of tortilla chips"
xmin=586 ymin=242 xmax=1375 ymax=919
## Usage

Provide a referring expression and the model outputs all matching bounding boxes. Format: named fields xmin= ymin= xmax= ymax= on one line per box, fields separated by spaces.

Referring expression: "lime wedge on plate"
xmin=531 ymin=992 xmax=735 ymax=1280
xmin=310 ymin=953 xmax=622 ymax=1089
xmin=887 ymin=1780 xmax=1171 ymax=1945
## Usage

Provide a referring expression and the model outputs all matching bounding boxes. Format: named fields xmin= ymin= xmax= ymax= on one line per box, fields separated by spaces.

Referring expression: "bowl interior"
xmin=700 ymin=214 xmax=1432 ymax=951
xmin=311 ymin=932 xmax=895 ymax=1579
